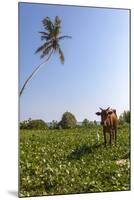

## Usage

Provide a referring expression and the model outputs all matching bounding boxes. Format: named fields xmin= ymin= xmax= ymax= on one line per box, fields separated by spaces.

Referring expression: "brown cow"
xmin=96 ymin=107 xmax=118 ymax=146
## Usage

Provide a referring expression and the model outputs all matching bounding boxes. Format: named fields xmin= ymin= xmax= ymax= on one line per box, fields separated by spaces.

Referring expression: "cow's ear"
xmin=96 ymin=112 xmax=101 ymax=115
xmin=108 ymin=111 xmax=113 ymax=114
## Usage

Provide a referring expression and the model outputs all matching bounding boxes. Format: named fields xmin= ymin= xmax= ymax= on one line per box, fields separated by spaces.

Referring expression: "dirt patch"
xmin=116 ymin=159 xmax=130 ymax=167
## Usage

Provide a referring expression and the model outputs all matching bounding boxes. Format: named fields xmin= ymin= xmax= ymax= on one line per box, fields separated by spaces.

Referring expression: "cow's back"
xmin=108 ymin=112 xmax=118 ymax=128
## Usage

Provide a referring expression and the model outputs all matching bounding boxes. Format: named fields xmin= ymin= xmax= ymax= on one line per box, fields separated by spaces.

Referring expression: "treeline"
xmin=118 ymin=110 xmax=130 ymax=124
xmin=20 ymin=110 xmax=130 ymax=130
xmin=20 ymin=112 xmax=96 ymax=130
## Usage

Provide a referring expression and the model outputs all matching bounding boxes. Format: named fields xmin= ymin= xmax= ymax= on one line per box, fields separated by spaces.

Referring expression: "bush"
xmin=49 ymin=120 xmax=59 ymax=129
xmin=119 ymin=111 xmax=130 ymax=124
xmin=20 ymin=118 xmax=48 ymax=130
xmin=82 ymin=118 xmax=90 ymax=127
xmin=59 ymin=112 xmax=77 ymax=129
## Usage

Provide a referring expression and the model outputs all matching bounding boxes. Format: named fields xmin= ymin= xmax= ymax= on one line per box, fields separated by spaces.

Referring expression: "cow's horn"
xmin=99 ymin=107 xmax=103 ymax=111
xmin=106 ymin=107 xmax=110 ymax=111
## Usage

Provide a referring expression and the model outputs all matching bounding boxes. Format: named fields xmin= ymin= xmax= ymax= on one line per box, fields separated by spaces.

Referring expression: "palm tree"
xmin=20 ymin=16 xmax=71 ymax=96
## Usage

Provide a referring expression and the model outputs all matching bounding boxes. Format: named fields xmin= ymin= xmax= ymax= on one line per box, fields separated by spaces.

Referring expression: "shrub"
xmin=82 ymin=118 xmax=90 ymax=127
xmin=49 ymin=120 xmax=59 ymax=129
xmin=59 ymin=112 xmax=77 ymax=129
xmin=20 ymin=119 xmax=48 ymax=130
xmin=119 ymin=111 xmax=130 ymax=124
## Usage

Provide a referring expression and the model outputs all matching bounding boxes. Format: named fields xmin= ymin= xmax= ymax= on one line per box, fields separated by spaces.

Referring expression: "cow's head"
xmin=96 ymin=107 xmax=113 ymax=126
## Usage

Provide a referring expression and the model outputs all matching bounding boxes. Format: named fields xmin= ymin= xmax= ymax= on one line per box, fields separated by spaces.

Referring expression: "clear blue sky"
xmin=19 ymin=3 xmax=130 ymax=122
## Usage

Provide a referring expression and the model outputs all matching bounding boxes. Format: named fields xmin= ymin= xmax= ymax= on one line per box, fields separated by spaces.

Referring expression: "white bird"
xmin=96 ymin=130 xmax=100 ymax=142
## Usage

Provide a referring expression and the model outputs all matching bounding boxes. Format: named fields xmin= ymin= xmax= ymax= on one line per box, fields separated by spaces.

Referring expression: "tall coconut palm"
xmin=20 ymin=16 xmax=71 ymax=96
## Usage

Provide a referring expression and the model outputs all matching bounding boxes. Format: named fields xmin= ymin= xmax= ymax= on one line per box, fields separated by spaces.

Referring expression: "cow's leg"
xmin=112 ymin=129 xmax=115 ymax=143
xmin=115 ymin=128 xmax=117 ymax=146
xmin=103 ymin=128 xmax=107 ymax=146
xmin=110 ymin=130 xmax=112 ymax=146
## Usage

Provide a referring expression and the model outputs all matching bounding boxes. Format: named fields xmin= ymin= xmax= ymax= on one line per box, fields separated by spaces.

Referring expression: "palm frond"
xmin=39 ymin=31 xmax=49 ymax=36
xmin=54 ymin=16 xmax=61 ymax=36
xmin=54 ymin=16 xmax=61 ymax=27
xmin=39 ymin=31 xmax=49 ymax=40
xmin=54 ymin=27 xmax=61 ymax=37
xmin=58 ymin=46 xmax=64 ymax=64
xmin=40 ymin=44 xmax=53 ymax=58
xmin=42 ymin=17 xmax=54 ymax=33
xmin=40 ymin=35 xmax=49 ymax=41
xmin=35 ymin=41 xmax=52 ymax=54
xmin=58 ymin=35 xmax=72 ymax=40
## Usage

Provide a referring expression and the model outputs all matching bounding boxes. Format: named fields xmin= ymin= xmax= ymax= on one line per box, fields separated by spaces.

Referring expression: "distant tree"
xmin=118 ymin=115 xmax=124 ymax=125
xmin=89 ymin=121 xmax=95 ymax=128
xmin=20 ymin=120 xmax=29 ymax=129
xmin=20 ymin=119 xmax=48 ymax=130
xmin=82 ymin=118 xmax=90 ymax=127
xmin=119 ymin=110 xmax=130 ymax=124
xmin=94 ymin=120 xmax=97 ymax=126
xmin=49 ymin=120 xmax=58 ymax=129
xmin=59 ymin=112 xmax=77 ymax=129
xmin=20 ymin=16 xmax=71 ymax=96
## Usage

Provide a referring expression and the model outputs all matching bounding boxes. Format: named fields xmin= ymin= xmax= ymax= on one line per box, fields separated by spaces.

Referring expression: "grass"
xmin=19 ymin=124 xmax=130 ymax=197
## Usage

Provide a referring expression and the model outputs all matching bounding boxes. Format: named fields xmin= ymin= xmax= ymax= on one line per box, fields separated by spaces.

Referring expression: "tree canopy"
xmin=20 ymin=119 xmax=48 ymax=130
xmin=119 ymin=110 xmax=130 ymax=124
xmin=59 ymin=112 xmax=77 ymax=129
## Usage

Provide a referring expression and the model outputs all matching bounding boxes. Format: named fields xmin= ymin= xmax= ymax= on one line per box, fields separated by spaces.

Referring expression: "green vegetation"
xmin=49 ymin=120 xmax=59 ymax=129
xmin=20 ymin=119 xmax=48 ymax=130
xmin=119 ymin=110 xmax=130 ymax=124
xmin=59 ymin=111 xmax=77 ymax=129
xmin=82 ymin=118 xmax=90 ymax=127
xmin=19 ymin=124 xmax=130 ymax=197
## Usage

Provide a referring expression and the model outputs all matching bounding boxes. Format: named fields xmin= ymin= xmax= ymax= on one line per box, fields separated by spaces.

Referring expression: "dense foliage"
xmin=49 ymin=120 xmax=59 ymax=129
xmin=82 ymin=118 xmax=90 ymax=127
xmin=19 ymin=125 xmax=130 ymax=197
xmin=59 ymin=112 xmax=77 ymax=129
xmin=20 ymin=119 xmax=48 ymax=130
xmin=119 ymin=111 xmax=130 ymax=124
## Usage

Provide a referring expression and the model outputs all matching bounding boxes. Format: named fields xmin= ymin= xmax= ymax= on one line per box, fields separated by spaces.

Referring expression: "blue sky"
xmin=19 ymin=3 xmax=130 ymax=122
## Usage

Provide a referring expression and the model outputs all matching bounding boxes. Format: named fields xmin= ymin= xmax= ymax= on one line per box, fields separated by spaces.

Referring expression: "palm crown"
xmin=35 ymin=16 xmax=71 ymax=63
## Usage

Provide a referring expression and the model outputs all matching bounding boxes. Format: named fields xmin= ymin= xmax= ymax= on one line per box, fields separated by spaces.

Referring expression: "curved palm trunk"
xmin=20 ymin=50 xmax=53 ymax=96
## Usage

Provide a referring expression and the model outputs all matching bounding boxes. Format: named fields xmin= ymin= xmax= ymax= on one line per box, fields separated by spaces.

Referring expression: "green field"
xmin=19 ymin=125 xmax=130 ymax=197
